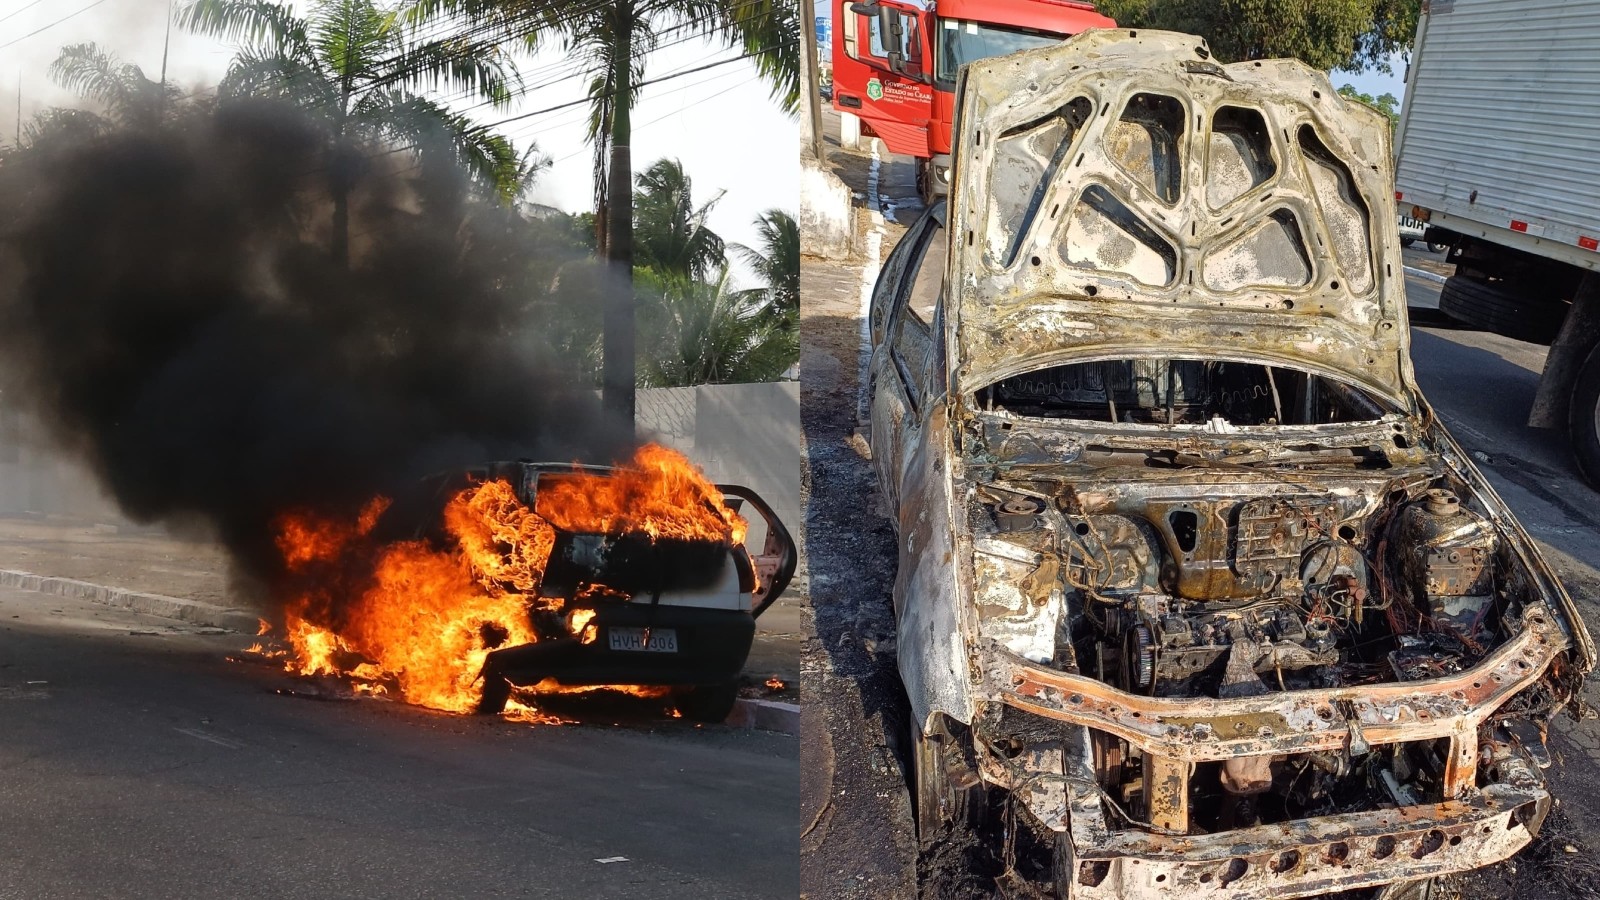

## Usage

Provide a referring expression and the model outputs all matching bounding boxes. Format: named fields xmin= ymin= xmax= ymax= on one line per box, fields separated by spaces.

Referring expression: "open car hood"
xmin=948 ymin=30 xmax=1416 ymax=408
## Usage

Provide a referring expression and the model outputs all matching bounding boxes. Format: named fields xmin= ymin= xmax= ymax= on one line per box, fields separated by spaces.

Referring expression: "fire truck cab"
xmin=830 ymin=0 xmax=1114 ymax=201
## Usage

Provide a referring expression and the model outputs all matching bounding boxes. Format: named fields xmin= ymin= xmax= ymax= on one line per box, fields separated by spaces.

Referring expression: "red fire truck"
xmin=830 ymin=0 xmax=1114 ymax=200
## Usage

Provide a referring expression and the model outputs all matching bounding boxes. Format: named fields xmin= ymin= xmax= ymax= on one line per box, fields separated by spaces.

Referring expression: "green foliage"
xmin=625 ymin=164 xmax=797 ymax=386
xmin=732 ymin=208 xmax=798 ymax=337
xmin=1097 ymin=0 xmax=1420 ymax=73
xmin=1335 ymin=84 xmax=1399 ymax=129
xmin=179 ymin=0 xmax=527 ymax=201
xmin=636 ymin=268 xmax=797 ymax=387
xmin=633 ymin=158 xmax=727 ymax=281
xmin=401 ymin=0 xmax=799 ymax=255
xmin=46 ymin=43 xmax=183 ymax=132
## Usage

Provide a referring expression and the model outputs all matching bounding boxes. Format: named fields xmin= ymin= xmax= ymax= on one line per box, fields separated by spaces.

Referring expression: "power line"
xmin=0 ymin=0 xmax=49 ymax=27
xmin=394 ymin=5 xmax=792 ymax=120
xmin=0 ymin=0 xmax=120 ymax=53
xmin=468 ymin=41 xmax=793 ymax=134
xmin=510 ymin=60 xmax=743 ymax=148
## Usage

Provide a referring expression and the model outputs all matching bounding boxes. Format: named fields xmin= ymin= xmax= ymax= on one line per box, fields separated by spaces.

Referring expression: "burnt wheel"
xmin=675 ymin=680 xmax=739 ymax=723
xmin=912 ymin=713 xmax=985 ymax=847
xmin=1567 ymin=344 xmax=1600 ymax=488
xmin=477 ymin=673 xmax=512 ymax=715
xmin=1438 ymin=275 xmax=1566 ymax=345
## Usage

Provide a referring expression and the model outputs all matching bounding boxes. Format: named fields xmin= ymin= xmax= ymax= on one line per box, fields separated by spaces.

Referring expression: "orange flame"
xmin=268 ymin=445 xmax=744 ymax=719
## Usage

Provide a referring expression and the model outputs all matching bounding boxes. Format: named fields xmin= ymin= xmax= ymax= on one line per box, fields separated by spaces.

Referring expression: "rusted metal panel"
xmin=948 ymin=31 xmax=1415 ymax=408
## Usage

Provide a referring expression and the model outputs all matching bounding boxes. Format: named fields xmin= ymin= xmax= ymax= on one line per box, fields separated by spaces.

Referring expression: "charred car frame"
xmin=867 ymin=31 xmax=1595 ymax=898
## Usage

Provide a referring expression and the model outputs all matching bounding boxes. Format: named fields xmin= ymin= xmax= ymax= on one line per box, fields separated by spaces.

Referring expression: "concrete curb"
xmin=726 ymin=698 xmax=800 ymax=736
xmin=1404 ymin=265 xmax=1448 ymax=285
xmin=0 ymin=570 xmax=259 ymax=633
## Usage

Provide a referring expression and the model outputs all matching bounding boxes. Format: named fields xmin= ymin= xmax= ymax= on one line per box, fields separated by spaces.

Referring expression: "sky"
xmin=0 ymin=0 xmax=798 ymax=288
xmin=1329 ymin=50 xmax=1410 ymax=107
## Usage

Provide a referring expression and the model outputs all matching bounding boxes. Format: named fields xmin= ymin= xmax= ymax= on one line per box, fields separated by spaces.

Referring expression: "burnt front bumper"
xmin=482 ymin=605 xmax=756 ymax=689
xmin=975 ymin=604 xmax=1568 ymax=897
xmin=1056 ymin=781 xmax=1547 ymax=899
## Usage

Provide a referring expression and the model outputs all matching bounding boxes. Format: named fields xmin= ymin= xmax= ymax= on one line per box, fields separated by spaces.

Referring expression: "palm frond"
xmin=731 ymin=208 xmax=798 ymax=330
xmin=219 ymin=46 xmax=340 ymax=109
xmin=633 ymin=157 xmax=726 ymax=280
xmin=48 ymin=43 xmax=181 ymax=127
xmin=373 ymin=35 xmax=519 ymax=107
xmin=639 ymin=268 xmax=795 ymax=386
xmin=369 ymin=92 xmax=523 ymax=201
xmin=311 ymin=0 xmax=394 ymax=83
xmin=179 ymin=0 xmax=316 ymax=59
xmin=22 ymin=107 xmax=109 ymax=148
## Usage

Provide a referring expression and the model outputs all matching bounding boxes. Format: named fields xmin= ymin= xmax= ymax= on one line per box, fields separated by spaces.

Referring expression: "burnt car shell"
xmin=385 ymin=461 xmax=795 ymax=720
xmin=868 ymin=29 xmax=1596 ymax=898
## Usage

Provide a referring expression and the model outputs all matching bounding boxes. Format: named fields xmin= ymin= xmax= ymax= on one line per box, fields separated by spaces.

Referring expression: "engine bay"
xmin=970 ymin=463 xmax=1564 ymax=830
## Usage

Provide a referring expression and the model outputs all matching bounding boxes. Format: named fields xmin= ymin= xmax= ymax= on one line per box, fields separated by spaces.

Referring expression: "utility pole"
xmin=601 ymin=0 xmax=637 ymax=428
xmin=798 ymin=0 xmax=826 ymax=162
xmin=159 ymin=0 xmax=173 ymax=93
xmin=14 ymin=74 xmax=20 ymax=148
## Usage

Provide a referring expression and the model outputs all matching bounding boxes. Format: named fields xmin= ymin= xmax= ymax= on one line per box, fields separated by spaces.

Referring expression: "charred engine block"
xmin=976 ymin=480 xmax=1509 ymax=695
xmin=1027 ymin=485 xmax=1505 ymax=697
xmin=1121 ymin=597 xmax=1341 ymax=695
xmin=1392 ymin=488 xmax=1499 ymax=637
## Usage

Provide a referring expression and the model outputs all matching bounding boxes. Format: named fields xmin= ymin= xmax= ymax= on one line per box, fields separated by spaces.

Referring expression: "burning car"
xmin=866 ymin=31 xmax=1595 ymax=897
xmin=269 ymin=445 xmax=794 ymax=723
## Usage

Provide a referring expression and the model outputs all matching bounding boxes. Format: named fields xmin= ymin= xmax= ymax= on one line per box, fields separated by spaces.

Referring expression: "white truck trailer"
xmin=1394 ymin=0 xmax=1600 ymax=483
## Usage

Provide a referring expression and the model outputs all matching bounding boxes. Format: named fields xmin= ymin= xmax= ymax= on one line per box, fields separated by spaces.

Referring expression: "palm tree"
xmin=47 ymin=43 xmax=183 ymax=131
xmin=638 ymin=267 xmax=796 ymax=387
xmin=401 ymin=0 xmax=798 ymax=420
xmin=732 ymin=208 xmax=797 ymax=334
xmin=633 ymin=157 xmax=725 ymax=281
xmin=179 ymin=0 xmax=527 ymax=265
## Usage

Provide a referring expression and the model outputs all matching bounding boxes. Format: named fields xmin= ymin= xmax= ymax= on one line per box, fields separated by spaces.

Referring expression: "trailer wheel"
xmin=1567 ymin=344 xmax=1600 ymax=487
xmin=1438 ymin=275 xmax=1566 ymax=345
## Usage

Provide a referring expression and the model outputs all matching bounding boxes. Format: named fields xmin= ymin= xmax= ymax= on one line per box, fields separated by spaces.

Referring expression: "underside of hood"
xmin=948 ymin=30 xmax=1416 ymax=409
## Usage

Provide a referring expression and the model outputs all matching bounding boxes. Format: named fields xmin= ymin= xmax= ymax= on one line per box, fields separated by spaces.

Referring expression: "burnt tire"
xmin=912 ymin=714 xmax=985 ymax=847
xmin=1437 ymin=275 xmax=1566 ymax=345
xmin=1567 ymin=344 xmax=1600 ymax=489
xmin=476 ymin=673 xmax=512 ymax=715
xmin=675 ymin=680 xmax=739 ymax=723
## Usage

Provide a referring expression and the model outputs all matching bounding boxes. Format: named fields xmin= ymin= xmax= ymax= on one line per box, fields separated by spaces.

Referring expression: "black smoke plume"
xmin=0 ymin=102 xmax=631 ymax=591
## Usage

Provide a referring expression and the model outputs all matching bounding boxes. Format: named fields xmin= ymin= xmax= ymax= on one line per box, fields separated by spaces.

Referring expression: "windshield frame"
xmin=960 ymin=351 xmax=1413 ymax=435
xmin=934 ymin=18 xmax=1067 ymax=90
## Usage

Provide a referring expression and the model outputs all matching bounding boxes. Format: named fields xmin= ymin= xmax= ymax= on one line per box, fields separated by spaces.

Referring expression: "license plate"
xmin=608 ymin=627 xmax=678 ymax=653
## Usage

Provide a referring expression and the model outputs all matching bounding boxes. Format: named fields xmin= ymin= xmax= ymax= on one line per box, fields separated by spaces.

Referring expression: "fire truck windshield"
xmin=934 ymin=19 xmax=1066 ymax=89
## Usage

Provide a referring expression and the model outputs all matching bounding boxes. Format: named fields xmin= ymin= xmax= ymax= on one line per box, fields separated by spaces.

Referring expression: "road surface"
xmin=0 ymin=587 xmax=798 ymax=900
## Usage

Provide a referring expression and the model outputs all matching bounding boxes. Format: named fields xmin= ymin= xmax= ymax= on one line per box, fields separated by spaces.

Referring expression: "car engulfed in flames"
xmin=260 ymin=444 xmax=794 ymax=723
xmin=867 ymin=30 xmax=1596 ymax=898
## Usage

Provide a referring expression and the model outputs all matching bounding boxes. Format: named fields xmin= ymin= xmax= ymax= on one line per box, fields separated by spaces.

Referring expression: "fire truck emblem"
xmin=866 ymin=77 xmax=883 ymax=101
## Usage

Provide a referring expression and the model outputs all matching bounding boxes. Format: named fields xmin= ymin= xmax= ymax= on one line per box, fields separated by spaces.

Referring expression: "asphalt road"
xmin=0 ymin=588 xmax=798 ymax=900
xmin=801 ymin=114 xmax=1600 ymax=898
